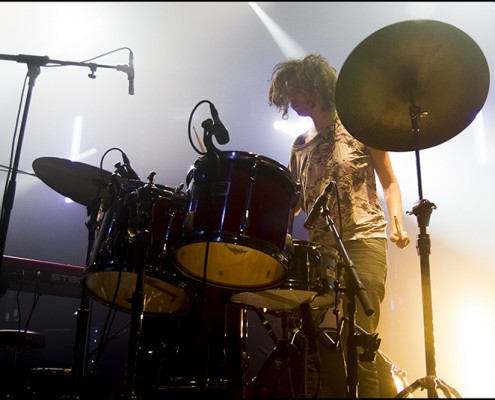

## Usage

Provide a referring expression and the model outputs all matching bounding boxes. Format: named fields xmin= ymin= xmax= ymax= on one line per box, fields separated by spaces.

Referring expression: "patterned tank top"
xmin=289 ymin=119 xmax=387 ymax=245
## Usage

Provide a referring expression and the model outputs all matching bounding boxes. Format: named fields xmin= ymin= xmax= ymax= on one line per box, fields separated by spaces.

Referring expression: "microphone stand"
xmin=317 ymin=203 xmax=376 ymax=399
xmin=0 ymin=53 xmax=132 ymax=275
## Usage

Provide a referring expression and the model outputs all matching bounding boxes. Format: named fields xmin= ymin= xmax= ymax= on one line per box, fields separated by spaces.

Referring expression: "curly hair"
xmin=268 ymin=53 xmax=338 ymax=120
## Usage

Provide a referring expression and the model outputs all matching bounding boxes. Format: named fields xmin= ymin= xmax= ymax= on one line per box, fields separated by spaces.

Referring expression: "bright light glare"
xmin=455 ymin=296 xmax=495 ymax=397
xmin=273 ymin=116 xmax=314 ymax=138
xmin=65 ymin=115 xmax=97 ymax=203
xmin=249 ymin=2 xmax=306 ymax=59
xmin=472 ymin=111 xmax=494 ymax=164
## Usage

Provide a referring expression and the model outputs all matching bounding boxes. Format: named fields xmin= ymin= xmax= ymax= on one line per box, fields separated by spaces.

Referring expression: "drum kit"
xmin=1 ymin=18 xmax=489 ymax=400
xmin=32 ymin=149 xmax=318 ymax=399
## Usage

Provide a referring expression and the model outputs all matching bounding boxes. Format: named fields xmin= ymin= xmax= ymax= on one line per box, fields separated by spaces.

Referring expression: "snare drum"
xmin=174 ymin=151 xmax=299 ymax=290
xmin=83 ymin=183 xmax=194 ymax=316
xmin=231 ymin=240 xmax=339 ymax=316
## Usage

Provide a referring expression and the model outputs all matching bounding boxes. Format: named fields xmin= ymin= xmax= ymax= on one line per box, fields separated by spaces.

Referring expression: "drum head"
xmin=84 ymin=268 xmax=192 ymax=316
xmin=175 ymin=242 xmax=286 ymax=290
xmin=231 ymin=240 xmax=339 ymax=315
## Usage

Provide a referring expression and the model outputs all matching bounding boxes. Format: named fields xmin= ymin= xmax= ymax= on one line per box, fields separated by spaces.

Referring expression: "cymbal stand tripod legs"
xmin=396 ymin=103 xmax=460 ymax=398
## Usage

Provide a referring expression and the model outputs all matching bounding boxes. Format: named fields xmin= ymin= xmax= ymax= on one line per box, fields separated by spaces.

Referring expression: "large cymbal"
xmin=335 ymin=19 xmax=490 ymax=151
xmin=32 ymin=157 xmax=124 ymax=207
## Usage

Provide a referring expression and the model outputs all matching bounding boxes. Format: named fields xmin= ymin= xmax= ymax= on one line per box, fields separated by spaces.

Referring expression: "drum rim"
xmin=291 ymin=239 xmax=340 ymax=258
xmin=195 ymin=150 xmax=298 ymax=188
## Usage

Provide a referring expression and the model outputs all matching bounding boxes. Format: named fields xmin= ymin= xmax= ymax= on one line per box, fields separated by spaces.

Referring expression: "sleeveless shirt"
xmin=288 ymin=119 xmax=387 ymax=245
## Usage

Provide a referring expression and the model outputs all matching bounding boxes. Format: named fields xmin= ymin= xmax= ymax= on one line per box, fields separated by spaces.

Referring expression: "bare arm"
xmin=369 ymin=148 xmax=411 ymax=249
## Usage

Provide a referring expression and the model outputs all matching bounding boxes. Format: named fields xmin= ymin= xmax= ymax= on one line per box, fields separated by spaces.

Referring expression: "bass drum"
xmin=84 ymin=183 xmax=195 ymax=316
xmin=231 ymin=240 xmax=339 ymax=316
xmin=174 ymin=151 xmax=299 ymax=290
xmin=253 ymin=328 xmax=347 ymax=398
xmin=139 ymin=286 xmax=248 ymax=398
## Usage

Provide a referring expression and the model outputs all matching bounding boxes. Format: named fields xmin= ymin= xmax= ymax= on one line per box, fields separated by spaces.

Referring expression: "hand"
xmin=391 ymin=215 xmax=411 ymax=249
xmin=390 ymin=229 xmax=411 ymax=249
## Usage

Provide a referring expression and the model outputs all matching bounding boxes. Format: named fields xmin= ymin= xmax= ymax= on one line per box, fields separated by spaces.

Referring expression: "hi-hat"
xmin=335 ymin=19 xmax=490 ymax=151
xmin=32 ymin=157 xmax=125 ymax=207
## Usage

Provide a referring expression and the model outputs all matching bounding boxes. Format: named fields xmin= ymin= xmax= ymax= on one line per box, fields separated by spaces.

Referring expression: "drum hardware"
xmin=32 ymin=152 xmax=193 ymax=398
xmin=32 ymin=155 xmax=131 ymax=399
xmin=141 ymin=285 xmax=247 ymax=398
xmin=69 ymin=196 xmax=105 ymax=399
xmin=121 ymin=178 xmax=162 ymax=400
xmin=251 ymin=303 xmax=349 ymax=399
xmin=336 ymin=19 xmax=489 ymax=398
xmin=304 ymin=182 xmax=376 ymax=399
xmin=353 ymin=324 xmax=411 ymax=398
xmin=230 ymin=240 xmax=338 ymax=316
xmin=251 ymin=307 xmax=306 ymax=398
xmin=83 ymin=177 xmax=193 ymax=317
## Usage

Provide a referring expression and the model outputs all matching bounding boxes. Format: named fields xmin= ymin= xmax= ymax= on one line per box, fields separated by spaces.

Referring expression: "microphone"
xmin=304 ymin=180 xmax=335 ymax=229
xmin=128 ymin=50 xmax=134 ymax=95
xmin=209 ymin=102 xmax=230 ymax=145
xmin=122 ymin=152 xmax=140 ymax=181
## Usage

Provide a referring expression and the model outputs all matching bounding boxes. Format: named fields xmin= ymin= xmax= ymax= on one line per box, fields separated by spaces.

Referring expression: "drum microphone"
xmin=304 ymin=180 xmax=336 ymax=229
xmin=121 ymin=152 xmax=140 ymax=181
xmin=209 ymin=102 xmax=230 ymax=145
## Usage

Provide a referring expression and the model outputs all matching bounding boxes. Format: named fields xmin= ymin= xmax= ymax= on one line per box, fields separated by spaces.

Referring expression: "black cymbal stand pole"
xmin=66 ymin=198 xmax=102 ymax=399
xmin=396 ymin=102 xmax=459 ymax=398
xmin=124 ymin=182 xmax=157 ymax=400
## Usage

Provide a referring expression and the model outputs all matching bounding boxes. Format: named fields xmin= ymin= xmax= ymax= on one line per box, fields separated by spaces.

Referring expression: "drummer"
xmin=268 ymin=53 xmax=411 ymax=398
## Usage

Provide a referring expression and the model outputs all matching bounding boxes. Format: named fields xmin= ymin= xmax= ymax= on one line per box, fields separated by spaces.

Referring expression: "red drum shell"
xmin=174 ymin=151 xmax=298 ymax=290
xmin=84 ymin=184 xmax=194 ymax=316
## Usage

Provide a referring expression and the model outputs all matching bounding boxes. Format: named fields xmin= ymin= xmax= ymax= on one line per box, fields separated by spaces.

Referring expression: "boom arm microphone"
xmin=128 ymin=50 xmax=134 ymax=95
xmin=304 ymin=180 xmax=335 ymax=229
xmin=209 ymin=102 xmax=230 ymax=145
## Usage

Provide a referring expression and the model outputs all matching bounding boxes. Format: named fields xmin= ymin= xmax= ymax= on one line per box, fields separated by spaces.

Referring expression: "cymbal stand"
xmin=396 ymin=102 xmax=460 ymax=398
xmin=65 ymin=176 xmax=121 ymax=400
xmin=318 ymin=204 xmax=376 ymax=398
xmin=123 ymin=179 xmax=159 ymax=400
xmin=64 ymin=198 xmax=101 ymax=400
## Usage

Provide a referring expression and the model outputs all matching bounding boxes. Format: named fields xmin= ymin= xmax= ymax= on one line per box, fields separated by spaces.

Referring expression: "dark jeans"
xmin=341 ymin=238 xmax=388 ymax=398
xmin=308 ymin=238 xmax=388 ymax=398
